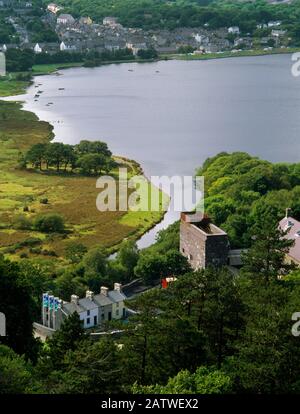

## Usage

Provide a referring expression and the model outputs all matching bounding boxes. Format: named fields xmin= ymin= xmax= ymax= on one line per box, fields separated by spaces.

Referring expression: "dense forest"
xmin=2 ymin=152 xmax=300 ymax=394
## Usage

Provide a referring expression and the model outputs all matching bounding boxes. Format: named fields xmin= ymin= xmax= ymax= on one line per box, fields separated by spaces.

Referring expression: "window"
xmin=182 ymin=247 xmax=185 ymax=253
xmin=86 ymin=317 xmax=90 ymax=325
xmin=116 ymin=310 xmax=119 ymax=316
xmin=94 ymin=315 xmax=97 ymax=325
xmin=116 ymin=302 xmax=119 ymax=308
xmin=102 ymin=314 xmax=105 ymax=320
xmin=87 ymin=310 xmax=90 ymax=316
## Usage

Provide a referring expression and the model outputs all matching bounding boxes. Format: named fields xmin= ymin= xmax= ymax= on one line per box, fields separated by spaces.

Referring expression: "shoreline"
xmin=0 ymin=75 xmax=169 ymax=257
xmin=31 ymin=47 xmax=300 ymax=75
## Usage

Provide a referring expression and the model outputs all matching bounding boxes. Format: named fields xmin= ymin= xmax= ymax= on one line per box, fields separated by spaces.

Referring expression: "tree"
xmin=43 ymin=313 xmax=85 ymax=370
xmin=65 ymin=242 xmax=87 ymax=264
xmin=46 ymin=142 xmax=66 ymax=172
xmin=52 ymin=339 xmax=123 ymax=393
xmin=115 ymin=240 xmax=139 ymax=280
xmin=77 ymin=153 xmax=107 ymax=175
xmin=82 ymin=247 xmax=108 ymax=290
xmin=0 ymin=256 xmax=38 ymax=360
xmin=226 ymin=282 xmax=300 ymax=393
xmin=132 ymin=366 xmax=232 ymax=394
xmin=34 ymin=213 xmax=65 ymax=234
xmin=134 ymin=250 xmax=190 ymax=285
xmin=25 ymin=143 xmax=48 ymax=170
xmin=242 ymin=211 xmax=295 ymax=283
xmin=0 ymin=345 xmax=36 ymax=394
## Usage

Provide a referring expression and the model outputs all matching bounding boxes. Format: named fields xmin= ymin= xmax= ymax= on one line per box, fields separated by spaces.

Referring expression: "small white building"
xmin=60 ymin=41 xmax=67 ymax=51
xmin=103 ymin=16 xmax=118 ymax=27
xmin=126 ymin=42 xmax=147 ymax=55
xmin=228 ymin=26 xmax=240 ymax=35
xmin=268 ymin=21 xmax=282 ymax=28
xmin=57 ymin=13 xmax=75 ymax=25
xmin=272 ymin=29 xmax=286 ymax=37
xmin=47 ymin=3 xmax=61 ymax=14
xmin=34 ymin=43 xmax=42 ymax=53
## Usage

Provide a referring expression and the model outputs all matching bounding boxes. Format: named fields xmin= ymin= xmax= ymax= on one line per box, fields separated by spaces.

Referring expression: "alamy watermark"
xmin=0 ymin=52 xmax=6 ymax=77
xmin=291 ymin=312 xmax=300 ymax=337
xmin=291 ymin=52 xmax=300 ymax=77
xmin=96 ymin=168 xmax=204 ymax=213
xmin=0 ymin=312 xmax=6 ymax=336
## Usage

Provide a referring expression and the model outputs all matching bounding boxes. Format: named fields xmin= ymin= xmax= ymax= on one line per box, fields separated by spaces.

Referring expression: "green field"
xmin=170 ymin=47 xmax=300 ymax=62
xmin=0 ymin=78 xmax=167 ymax=263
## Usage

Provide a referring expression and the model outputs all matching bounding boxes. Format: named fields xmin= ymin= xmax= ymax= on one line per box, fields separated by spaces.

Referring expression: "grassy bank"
xmin=0 ymin=79 xmax=167 ymax=263
xmin=165 ymin=47 xmax=300 ymax=62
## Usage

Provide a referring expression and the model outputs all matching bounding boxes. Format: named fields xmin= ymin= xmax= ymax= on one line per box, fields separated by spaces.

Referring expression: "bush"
xmin=34 ymin=214 xmax=65 ymax=234
xmin=40 ymin=198 xmax=48 ymax=205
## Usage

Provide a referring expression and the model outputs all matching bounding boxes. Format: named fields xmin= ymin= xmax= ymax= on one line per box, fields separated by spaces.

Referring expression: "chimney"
xmin=71 ymin=294 xmax=79 ymax=305
xmin=114 ymin=283 xmax=122 ymax=292
xmin=85 ymin=290 xmax=94 ymax=300
xmin=100 ymin=286 xmax=109 ymax=296
xmin=181 ymin=212 xmax=204 ymax=224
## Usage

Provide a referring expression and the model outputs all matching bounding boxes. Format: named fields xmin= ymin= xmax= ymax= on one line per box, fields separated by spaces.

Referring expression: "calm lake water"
xmin=10 ymin=54 xmax=300 ymax=247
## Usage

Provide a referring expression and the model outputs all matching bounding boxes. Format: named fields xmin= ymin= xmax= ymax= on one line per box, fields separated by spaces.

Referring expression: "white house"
xmin=228 ymin=26 xmax=240 ymax=35
xmin=126 ymin=42 xmax=147 ymax=55
xmin=271 ymin=29 xmax=286 ymax=37
xmin=34 ymin=43 xmax=42 ymax=53
xmin=268 ymin=21 xmax=282 ymax=28
xmin=57 ymin=13 xmax=75 ymax=25
xmin=103 ymin=16 xmax=118 ymax=27
xmin=60 ymin=41 xmax=67 ymax=51
xmin=193 ymin=33 xmax=202 ymax=43
xmin=47 ymin=3 xmax=61 ymax=14
xmin=41 ymin=283 xmax=127 ymax=332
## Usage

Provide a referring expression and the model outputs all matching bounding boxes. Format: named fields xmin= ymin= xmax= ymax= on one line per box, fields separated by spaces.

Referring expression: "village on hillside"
xmin=0 ymin=1 xmax=292 ymax=56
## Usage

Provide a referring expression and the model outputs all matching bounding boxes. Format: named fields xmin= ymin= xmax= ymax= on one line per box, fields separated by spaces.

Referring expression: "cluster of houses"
xmin=35 ymin=283 xmax=127 ymax=339
xmin=0 ymin=1 xmax=291 ymax=57
xmin=36 ymin=208 xmax=300 ymax=339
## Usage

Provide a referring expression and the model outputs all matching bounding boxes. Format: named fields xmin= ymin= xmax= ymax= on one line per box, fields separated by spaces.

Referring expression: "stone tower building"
xmin=180 ymin=212 xmax=230 ymax=270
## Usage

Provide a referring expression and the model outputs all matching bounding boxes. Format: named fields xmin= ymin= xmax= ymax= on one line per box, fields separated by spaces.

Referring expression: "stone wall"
xmin=180 ymin=220 xmax=229 ymax=270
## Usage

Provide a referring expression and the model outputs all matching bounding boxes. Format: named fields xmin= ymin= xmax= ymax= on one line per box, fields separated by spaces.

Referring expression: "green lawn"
xmin=162 ymin=47 xmax=300 ymax=62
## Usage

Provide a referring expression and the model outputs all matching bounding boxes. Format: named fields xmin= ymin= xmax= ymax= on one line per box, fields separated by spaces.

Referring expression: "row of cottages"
xmin=41 ymin=283 xmax=127 ymax=332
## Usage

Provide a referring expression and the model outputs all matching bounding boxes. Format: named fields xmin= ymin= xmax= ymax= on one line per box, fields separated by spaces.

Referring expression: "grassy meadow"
xmin=0 ymin=78 xmax=167 ymax=264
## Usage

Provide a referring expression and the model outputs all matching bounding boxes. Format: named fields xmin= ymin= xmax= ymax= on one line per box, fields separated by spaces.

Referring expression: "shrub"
xmin=40 ymin=198 xmax=48 ymax=204
xmin=34 ymin=213 xmax=65 ymax=234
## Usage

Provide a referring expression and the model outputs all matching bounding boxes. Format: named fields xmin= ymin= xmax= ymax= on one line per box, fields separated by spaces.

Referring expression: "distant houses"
xmin=228 ymin=26 xmax=240 ymax=35
xmin=47 ymin=2 xmax=61 ymax=14
xmin=57 ymin=13 xmax=75 ymax=26
xmin=103 ymin=16 xmax=118 ymax=27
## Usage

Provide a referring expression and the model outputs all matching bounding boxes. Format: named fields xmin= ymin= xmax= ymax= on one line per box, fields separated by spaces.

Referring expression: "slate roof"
xmin=279 ymin=216 xmax=300 ymax=262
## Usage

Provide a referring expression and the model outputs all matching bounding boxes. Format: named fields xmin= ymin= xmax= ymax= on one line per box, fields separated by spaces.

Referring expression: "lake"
xmin=11 ymin=54 xmax=300 ymax=247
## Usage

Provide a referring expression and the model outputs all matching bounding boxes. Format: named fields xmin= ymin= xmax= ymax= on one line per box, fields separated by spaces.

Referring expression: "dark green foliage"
xmin=34 ymin=213 xmax=65 ymax=234
xmin=0 ymin=256 xmax=38 ymax=361
xmin=134 ymin=249 xmax=191 ymax=284
xmin=0 ymin=345 xmax=36 ymax=394
xmin=65 ymin=242 xmax=88 ymax=264
xmin=196 ymin=152 xmax=300 ymax=248
xmin=24 ymin=140 xmax=114 ymax=175
xmin=137 ymin=48 xmax=158 ymax=59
